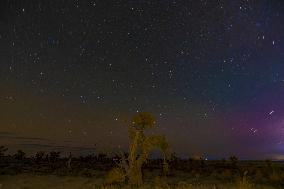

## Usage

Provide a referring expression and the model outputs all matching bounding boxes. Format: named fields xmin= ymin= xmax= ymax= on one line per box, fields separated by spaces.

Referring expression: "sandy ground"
xmin=0 ymin=174 xmax=280 ymax=189
xmin=0 ymin=174 xmax=104 ymax=189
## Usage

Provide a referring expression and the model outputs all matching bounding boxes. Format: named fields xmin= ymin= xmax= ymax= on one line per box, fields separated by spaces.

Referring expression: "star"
xmin=269 ymin=110 xmax=275 ymax=115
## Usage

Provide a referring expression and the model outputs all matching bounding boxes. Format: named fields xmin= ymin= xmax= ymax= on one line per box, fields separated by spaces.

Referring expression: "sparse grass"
xmin=237 ymin=172 xmax=254 ymax=189
xmin=268 ymin=168 xmax=283 ymax=183
xmin=0 ymin=153 xmax=283 ymax=189
xmin=0 ymin=174 xmax=279 ymax=189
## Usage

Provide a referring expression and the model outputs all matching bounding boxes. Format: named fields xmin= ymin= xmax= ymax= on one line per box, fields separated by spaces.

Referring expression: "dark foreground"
xmin=0 ymin=156 xmax=284 ymax=188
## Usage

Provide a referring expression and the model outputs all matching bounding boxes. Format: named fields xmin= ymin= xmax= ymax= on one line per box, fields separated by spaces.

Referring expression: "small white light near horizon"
xmin=269 ymin=110 xmax=275 ymax=115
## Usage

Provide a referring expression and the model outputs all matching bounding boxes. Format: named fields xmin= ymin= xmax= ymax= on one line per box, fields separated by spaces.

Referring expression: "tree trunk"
xmin=128 ymin=163 xmax=143 ymax=186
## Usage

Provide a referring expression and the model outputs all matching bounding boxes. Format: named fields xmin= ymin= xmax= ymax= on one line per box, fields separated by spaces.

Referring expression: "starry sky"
xmin=0 ymin=0 xmax=284 ymax=159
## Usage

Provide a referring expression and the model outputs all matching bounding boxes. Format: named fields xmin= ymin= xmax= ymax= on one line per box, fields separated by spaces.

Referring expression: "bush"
xmin=237 ymin=171 xmax=254 ymax=189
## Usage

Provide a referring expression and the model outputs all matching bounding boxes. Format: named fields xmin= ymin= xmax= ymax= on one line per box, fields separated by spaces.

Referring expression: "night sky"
xmin=0 ymin=0 xmax=284 ymax=159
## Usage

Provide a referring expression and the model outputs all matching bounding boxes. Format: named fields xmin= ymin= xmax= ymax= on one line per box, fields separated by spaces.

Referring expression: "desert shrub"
xmin=229 ymin=156 xmax=238 ymax=167
xmin=106 ymin=167 xmax=126 ymax=184
xmin=254 ymin=169 xmax=264 ymax=182
xmin=221 ymin=169 xmax=232 ymax=180
xmin=49 ymin=151 xmax=60 ymax=162
xmin=210 ymin=170 xmax=219 ymax=179
xmin=268 ymin=169 xmax=282 ymax=183
xmin=265 ymin=159 xmax=272 ymax=168
xmin=237 ymin=171 xmax=254 ymax=189
xmin=0 ymin=146 xmax=8 ymax=157
xmin=34 ymin=151 xmax=45 ymax=163
xmin=14 ymin=150 xmax=26 ymax=160
xmin=154 ymin=176 xmax=170 ymax=189
xmin=80 ymin=168 xmax=93 ymax=177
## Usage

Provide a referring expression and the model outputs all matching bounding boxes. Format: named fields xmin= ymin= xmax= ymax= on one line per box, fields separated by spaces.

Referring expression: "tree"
xmin=97 ymin=153 xmax=107 ymax=162
xmin=14 ymin=150 xmax=26 ymax=160
xmin=66 ymin=152 xmax=72 ymax=170
xmin=229 ymin=155 xmax=238 ymax=167
xmin=106 ymin=112 xmax=169 ymax=186
xmin=34 ymin=151 xmax=45 ymax=163
xmin=0 ymin=146 xmax=8 ymax=157
xmin=49 ymin=151 xmax=60 ymax=162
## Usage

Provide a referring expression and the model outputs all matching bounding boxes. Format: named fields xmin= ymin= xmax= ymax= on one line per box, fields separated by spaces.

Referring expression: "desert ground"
xmin=0 ymin=155 xmax=283 ymax=189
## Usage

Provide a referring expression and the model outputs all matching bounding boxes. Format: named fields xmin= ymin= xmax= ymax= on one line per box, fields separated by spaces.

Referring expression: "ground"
xmin=0 ymin=173 xmax=280 ymax=189
xmin=0 ymin=159 xmax=283 ymax=189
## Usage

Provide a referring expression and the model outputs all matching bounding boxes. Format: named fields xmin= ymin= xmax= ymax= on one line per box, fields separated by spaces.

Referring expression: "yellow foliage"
xmin=106 ymin=112 xmax=169 ymax=186
xmin=131 ymin=112 xmax=156 ymax=129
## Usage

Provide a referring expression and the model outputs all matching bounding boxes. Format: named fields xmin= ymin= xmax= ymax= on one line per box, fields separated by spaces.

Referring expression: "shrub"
xmin=0 ymin=146 xmax=8 ymax=157
xmin=268 ymin=169 xmax=282 ymax=183
xmin=14 ymin=150 xmax=26 ymax=160
xmin=34 ymin=151 xmax=45 ymax=163
xmin=237 ymin=171 xmax=254 ymax=189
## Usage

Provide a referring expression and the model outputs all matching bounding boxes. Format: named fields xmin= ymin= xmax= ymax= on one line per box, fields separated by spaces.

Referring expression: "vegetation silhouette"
xmin=0 ymin=146 xmax=7 ymax=157
xmin=34 ymin=151 xmax=45 ymax=164
xmin=106 ymin=112 xmax=170 ymax=186
xmin=0 ymin=144 xmax=283 ymax=188
xmin=14 ymin=150 xmax=26 ymax=160
xmin=0 ymin=113 xmax=284 ymax=188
